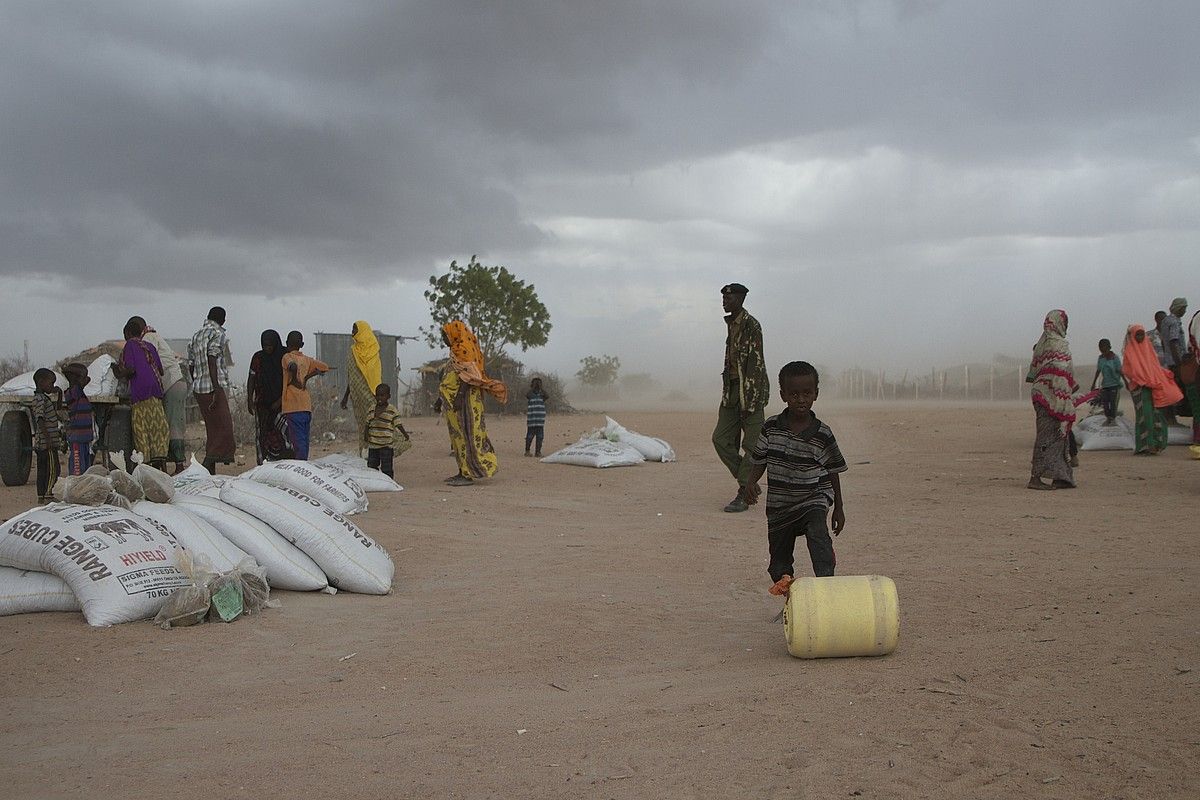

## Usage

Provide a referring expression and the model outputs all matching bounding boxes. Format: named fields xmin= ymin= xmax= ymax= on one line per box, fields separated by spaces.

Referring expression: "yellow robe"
xmin=439 ymin=371 xmax=498 ymax=479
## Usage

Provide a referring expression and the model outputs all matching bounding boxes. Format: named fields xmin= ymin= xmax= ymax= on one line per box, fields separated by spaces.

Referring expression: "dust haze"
xmin=1 ymin=2 xmax=1196 ymax=398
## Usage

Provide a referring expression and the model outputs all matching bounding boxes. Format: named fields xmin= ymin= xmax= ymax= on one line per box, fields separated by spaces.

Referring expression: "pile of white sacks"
xmin=541 ymin=416 xmax=676 ymax=468
xmin=0 ymin=454 xmax=401 ymax=626
xmin=0 ymin=355 xmax=120 ymax=397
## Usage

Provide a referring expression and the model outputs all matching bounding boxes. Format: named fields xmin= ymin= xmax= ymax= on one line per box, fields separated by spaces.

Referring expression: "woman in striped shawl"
xmin=1026 ymin=310 xmax=1079 ymax=490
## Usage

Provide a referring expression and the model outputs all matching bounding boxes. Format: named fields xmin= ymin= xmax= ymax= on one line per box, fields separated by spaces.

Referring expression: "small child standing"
xmin=31 ymin=368 xmax=65 ymax=504
xmin=525 ymin=377 xmax=547 ymax=457
xmin=1090 ymin=338 xmax=1122 ymax=425
xmin=742 ymin=361 xmax=848 ymax=597
xmin=62 ymin=363 xmax=95 ymax=475
xmin=364 ymin=383 xmax=406 ymax=478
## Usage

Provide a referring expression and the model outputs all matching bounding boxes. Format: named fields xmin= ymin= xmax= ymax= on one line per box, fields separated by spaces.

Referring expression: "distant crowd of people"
xmin=28 ymin=311 xmax=552 ymax=502
xmin=1027 ymin=297 xmax=1198 ymax=490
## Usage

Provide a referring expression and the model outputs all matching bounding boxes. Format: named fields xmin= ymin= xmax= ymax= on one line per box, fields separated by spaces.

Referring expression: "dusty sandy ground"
xmin=0 ymin=404 xmax=1197 ymax=799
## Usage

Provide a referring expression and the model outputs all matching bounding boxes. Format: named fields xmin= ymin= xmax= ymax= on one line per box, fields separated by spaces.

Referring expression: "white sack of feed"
xmin=312 ymin=452 xmax=369 ymax=470
xmin=0 ymin=566 xmax=81 ymax=616
xmin=314 ymin=463 xmax=401 ymax=493
xmin=0 ymin=503 xmax=190 ymax=626
xmin=1072 ymin=415 xmax=1105 ymax=446
xmin=0 ymin=369 xmax=67 ymax=395
xmin=219 ymin=480 xmax=393 ymax=595
xmin=0 ymin=358 xmax=115 ymax=396
xmin=87 ymin=355 xmax=120 ymax=397
xmin=173 ymin=477 xmax=232 ymax=499
xmin=1167 ymin=425 xmax=1193 ymax=446
xmin=132 ymin=500 xmax=250 ymax=573
xmin=241 ymin=460 xmax=368 ymax=516
xmin=601 ymin=416 xmax=676 ymax=462
xmin=541 ymin=439 xmax=645 ymax=468
xmin=1078 ymin=417 xmax=1135 ymax=451
xmin=172 ymin=494 xmax=328 ymax=592
xmin=172 ymin=457 xmax=212 ymax=488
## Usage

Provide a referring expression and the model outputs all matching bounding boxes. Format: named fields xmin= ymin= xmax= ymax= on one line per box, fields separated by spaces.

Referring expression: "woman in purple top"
xmin=112 ymin=317 xmax=170 ymax=470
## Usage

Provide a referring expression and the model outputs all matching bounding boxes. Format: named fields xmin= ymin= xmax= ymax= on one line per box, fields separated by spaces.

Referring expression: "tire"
xmin=0 ymin=409 xmax=32 ymax=487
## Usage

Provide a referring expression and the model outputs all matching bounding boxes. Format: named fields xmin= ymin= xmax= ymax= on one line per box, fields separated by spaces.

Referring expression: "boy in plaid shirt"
xmin=31 ymin=368 xmax=65 ymax=503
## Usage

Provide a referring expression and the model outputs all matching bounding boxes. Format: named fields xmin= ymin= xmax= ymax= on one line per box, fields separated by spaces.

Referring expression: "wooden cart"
xmin=0 ymin=394 xmax=127 ymax=486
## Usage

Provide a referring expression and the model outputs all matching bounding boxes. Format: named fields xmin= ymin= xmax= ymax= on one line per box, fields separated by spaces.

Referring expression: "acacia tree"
xmin=576 ymin=354 xmax=620 ymax=387
xmin=421 ymin=256 xmax=552 ymax=364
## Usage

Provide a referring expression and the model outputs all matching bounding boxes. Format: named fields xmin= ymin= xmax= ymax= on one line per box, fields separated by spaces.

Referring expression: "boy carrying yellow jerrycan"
xmin=783 ymin=575 xmax=900 ymax=659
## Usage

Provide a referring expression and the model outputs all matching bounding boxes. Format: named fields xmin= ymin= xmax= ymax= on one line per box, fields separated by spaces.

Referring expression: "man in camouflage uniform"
xmin=712 ymin=283 xmax=769 ymax=512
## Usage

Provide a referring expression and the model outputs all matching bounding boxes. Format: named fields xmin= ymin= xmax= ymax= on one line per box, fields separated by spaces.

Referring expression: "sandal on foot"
xmin=446 ymin=475 xmax=475 ymax=487
xmin=1026 ymin=479 xmax=1055 ymax=490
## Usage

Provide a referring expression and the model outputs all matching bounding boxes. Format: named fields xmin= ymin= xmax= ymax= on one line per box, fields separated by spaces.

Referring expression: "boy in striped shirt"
xmin=31 ymin=368 xmax=65 ymax=504
xmin=525 ymin=377 xmax=547 ymax=457
xmin=742 ymin=361 xmax=848 ymax=596
xmin=364 ymin=383 xmax=407 ymax=478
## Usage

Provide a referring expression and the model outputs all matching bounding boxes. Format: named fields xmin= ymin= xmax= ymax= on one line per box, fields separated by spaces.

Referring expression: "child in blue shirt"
xmin=1090 ymin=338 xmax=1122 ymax=424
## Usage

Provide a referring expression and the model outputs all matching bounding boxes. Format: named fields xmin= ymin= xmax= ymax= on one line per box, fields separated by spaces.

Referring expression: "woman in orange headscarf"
xmin=1122 ymin=323 xmax=1183 ymax=455
xmin=340 ymin=321 xmax=382 ymax=450
xmin=435 ymin=321 xmax=507 ymax=485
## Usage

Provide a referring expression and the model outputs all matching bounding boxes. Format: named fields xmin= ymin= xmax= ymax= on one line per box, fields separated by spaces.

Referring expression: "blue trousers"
xmin=67 ymin=441 xmax=92 ymax=476
xmin=286 ymin=411 xmax=312 ymax=460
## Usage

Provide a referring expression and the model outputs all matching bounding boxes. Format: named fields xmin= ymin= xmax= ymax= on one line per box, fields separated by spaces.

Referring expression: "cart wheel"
xmin=0 ymin=409 xmax=32 ymax=487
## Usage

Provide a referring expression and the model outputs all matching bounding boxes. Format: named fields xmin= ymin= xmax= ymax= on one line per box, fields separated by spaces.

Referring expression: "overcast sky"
xmin=1 ymin=1 xmax=1196 ymax=394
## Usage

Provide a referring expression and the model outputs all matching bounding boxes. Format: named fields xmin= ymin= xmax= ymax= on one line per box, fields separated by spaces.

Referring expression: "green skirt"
xmin=1130 ymin=387 xmax=1167 ymax=454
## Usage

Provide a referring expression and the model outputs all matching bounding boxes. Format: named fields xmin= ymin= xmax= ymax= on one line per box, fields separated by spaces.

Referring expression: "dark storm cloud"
xmin=0 ymin=1 xmax=1196 ymax=294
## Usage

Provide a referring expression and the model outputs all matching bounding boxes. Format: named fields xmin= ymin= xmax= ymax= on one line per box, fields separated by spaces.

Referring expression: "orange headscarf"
xmin=442 ymin=321 xmax=507 ymax=403
xmin=1122 ymin=324 xmax=1183 ymax=409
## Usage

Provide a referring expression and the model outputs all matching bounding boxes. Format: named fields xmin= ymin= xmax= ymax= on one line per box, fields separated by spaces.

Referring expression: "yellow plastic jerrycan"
xmin=784 ymin=575 xmax=899 ymax=659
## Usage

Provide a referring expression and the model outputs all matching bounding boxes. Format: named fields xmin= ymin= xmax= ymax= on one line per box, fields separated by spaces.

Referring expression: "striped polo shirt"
xmin=749 ymin=410 xmax=847 ymax=526
xmin=526 ymin=391 xmax=546 ymax=427
xmin=31 ymin=391 xmax=64 ymax=451
xmin=365 ymin=403 xmax=400 ymax=448
xmin=64 ymin=385 xmax=94 ymax=443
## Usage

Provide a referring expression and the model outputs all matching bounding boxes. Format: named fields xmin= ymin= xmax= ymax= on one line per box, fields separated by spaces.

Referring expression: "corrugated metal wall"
xmin=314 ymin=331 xmax=399 ymax=397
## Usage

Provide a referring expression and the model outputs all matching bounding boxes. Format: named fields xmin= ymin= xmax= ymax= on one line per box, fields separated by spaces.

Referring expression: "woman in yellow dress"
xmin=340 ymin=320 xmax=382 ymax=450
xmin=436 ymin=321 xmax=507 ymax=486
